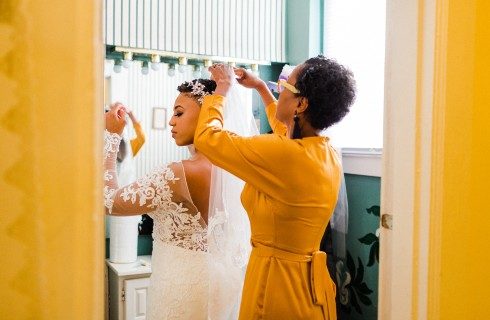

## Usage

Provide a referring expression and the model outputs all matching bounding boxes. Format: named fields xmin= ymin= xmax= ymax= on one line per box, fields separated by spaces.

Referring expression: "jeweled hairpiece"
xmin=186 ymin=81 xmax=214 ymax=104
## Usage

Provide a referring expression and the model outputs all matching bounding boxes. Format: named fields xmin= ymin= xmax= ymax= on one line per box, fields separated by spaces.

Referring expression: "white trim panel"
xmin=104 ymin=0 xmax=286 ymax=62
xmin=341 ymin=149 xmax=383 ymax=177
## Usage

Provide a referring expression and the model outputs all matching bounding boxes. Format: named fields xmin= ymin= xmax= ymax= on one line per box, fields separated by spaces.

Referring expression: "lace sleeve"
xmin=103 ymin=130 xmax=179 ymax=215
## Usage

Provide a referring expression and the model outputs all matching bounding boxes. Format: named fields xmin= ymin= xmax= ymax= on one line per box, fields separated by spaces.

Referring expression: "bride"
xmin=104 ymin=78 xmax=256 ymax=319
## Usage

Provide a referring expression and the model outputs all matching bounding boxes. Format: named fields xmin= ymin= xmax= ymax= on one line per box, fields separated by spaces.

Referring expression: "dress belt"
xmin=251 ymin=242 xmax=337 ymax=319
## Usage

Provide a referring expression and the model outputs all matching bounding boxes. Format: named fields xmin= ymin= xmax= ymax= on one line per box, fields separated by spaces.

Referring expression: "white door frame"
xmin=379 ymin=0 xmax=440 ymax=318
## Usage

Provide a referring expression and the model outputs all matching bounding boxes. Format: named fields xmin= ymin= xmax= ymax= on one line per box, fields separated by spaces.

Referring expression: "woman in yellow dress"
xmin=194 ymin=56 xmax=356 ymax=319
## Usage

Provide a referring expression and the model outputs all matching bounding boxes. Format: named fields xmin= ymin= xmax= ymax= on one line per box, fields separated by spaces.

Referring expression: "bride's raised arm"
xmin=103 ymin=105 xmax=181 ymax=216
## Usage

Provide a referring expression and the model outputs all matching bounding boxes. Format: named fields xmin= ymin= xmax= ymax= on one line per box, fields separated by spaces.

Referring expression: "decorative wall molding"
xmin=342 ymin=148 xmax=383 ymax=178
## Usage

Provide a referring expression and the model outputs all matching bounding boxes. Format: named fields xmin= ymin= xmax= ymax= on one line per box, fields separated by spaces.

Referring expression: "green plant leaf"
xmin=357 ymin=282 xmax=374 ymax=295
xmin=357 ymin=292 xmax=373 ymax=306
xmin=350 ymin=289 xmax=363 ymax=314
xmin=359 ymin=233 xmax=378 ymax=245
xmin=346 ymin=251 xmax=356 ymax=277
xmin=368 ymin=244 xmax=377 ymax=266
xmin=354 ymin=257 xmax=365 ymax=284
xmin=366 ymin=205 xmax=380 ymax=217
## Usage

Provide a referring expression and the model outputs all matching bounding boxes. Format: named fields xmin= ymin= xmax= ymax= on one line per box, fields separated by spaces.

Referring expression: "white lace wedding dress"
xmin=104 ymin=131 xmax=209 ymax=319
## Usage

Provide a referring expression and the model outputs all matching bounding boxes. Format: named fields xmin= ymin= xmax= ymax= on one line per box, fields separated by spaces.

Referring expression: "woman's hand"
xmin=235 ymin=68 xmax=264 ymax=90
xmin=127 ymin=109 xmax=138 ymax=124
xmin=208 ymin=63 xmax=235 ymax=96
xmin=105 ymin=102 xmax=127 ymax=135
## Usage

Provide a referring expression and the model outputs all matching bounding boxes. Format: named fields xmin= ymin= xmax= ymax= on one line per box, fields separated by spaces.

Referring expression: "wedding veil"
xmin=207 ymin=78 xmax=257 ymax=319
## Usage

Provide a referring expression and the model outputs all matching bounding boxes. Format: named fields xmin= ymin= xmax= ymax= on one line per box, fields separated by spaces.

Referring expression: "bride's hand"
xmin=105 ymin=102 xmax=127 ymax=135
xmin=209 ymin=63 xmax=235 ymax=96
xmin=235 ymin=68 xmax=264 ymax=89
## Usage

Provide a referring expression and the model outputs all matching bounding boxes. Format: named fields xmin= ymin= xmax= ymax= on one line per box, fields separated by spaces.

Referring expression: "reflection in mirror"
xmin=103 ymin=61 xmax=255 ymax=319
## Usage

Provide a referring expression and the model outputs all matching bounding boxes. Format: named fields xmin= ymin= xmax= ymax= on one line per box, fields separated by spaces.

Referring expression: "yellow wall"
xmin=0 ymin=1 xmax=104 ymax=319
xmin=430 ymin=0 xmax=490 ymax=318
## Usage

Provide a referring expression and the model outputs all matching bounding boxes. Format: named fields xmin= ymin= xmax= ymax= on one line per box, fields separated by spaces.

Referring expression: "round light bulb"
xmin=151 ymin=62 xmax=160 ymax=71
xmin=141 ymin=61 xmax=149 ymax=75
xmin=193 ymin=66 xmax=202 ymax=78
xmin=122 ymin=52 xmax=133 ymax=68
xmin=178 ymin=57 xmax=188 ymax=73
xmin=167 ymin=65 xmax=176 ymax=77
xmin=113 ymin=60 xmax=122 ymax=73
xmin=150 ymin=54 xmax=160 ymax=71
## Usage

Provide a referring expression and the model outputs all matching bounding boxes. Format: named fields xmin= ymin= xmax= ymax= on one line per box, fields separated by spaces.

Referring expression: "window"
xmin=323 ymin=0 xmax=386 ymax=149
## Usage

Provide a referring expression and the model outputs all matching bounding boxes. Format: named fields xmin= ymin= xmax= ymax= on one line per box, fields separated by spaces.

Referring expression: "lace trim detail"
xmin=148 ymin=245 xmax=208 ymax=319
xmin=104 ymin=170 xmax=114 ymax=182
xmin=104 ymin=130 xmax=121 ymax=160
xmin=120 ymin=166 xmax=179 ymax=208
xmin=151 ymin=209 xmax=208 ymax=252
xmin=103 ymin=128 xmax=207 ymax=250
xmin=103 ymin=186 xmax=116 ymax=213
xmin=120 ymin=165 xmax=208 ymax=252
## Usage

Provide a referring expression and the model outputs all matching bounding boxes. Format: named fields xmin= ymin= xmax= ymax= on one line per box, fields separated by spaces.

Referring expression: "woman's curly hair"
xmin=295 ymin=55 xmax=356 ymax=130
xmin=177 ymin=79 xmax=217 ymax=104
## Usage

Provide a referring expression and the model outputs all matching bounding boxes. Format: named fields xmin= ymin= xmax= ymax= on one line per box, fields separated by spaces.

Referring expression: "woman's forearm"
xmin=255 ymin=81 xmax=276 ymax=107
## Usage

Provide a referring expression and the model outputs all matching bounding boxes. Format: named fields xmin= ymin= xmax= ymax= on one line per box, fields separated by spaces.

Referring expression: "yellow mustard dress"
xmin=195 ymin=95 xmax=341 ymax=319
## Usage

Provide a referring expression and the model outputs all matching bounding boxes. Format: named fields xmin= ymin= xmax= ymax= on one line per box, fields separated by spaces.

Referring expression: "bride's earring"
xmin=292 ymin=111 xmax=302 ymax=139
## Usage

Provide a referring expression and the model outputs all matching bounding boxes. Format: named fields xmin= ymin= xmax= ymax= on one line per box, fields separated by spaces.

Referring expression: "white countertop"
xmin=106 ymin=255 xmax=152 ymax=276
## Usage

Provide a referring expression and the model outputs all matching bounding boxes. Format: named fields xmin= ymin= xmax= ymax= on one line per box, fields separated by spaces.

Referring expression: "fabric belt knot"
xmin=251 ymin=241 xmax=337 ymax=319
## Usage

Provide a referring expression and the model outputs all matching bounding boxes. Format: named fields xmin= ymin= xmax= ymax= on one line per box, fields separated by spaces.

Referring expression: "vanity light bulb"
xmin=151 ymin=62 xmax=160 ymax=71
xmin=141 ymin=61 xmax=149 ymax=75
xmin=113 ymin=60 xmax=122 ymax=73
xmin=193 ymin=66 xmax=202 ymax=78
xmin=168 ymin=65 xmax=176 ymax=77
xmin=122 ymin=52 xmax=133 ymax=68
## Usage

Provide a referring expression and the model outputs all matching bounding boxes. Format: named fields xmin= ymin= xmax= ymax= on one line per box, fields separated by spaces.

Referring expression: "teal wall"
xmin=286 ymin=0 xmax=323 ymax=64
xmin=252 ymin=0 xmax=326 ymax=133
xmin=255 ymin=63 xmax=284 ymax=133
xmin=337 ymin=174 xmax=381 ymax=320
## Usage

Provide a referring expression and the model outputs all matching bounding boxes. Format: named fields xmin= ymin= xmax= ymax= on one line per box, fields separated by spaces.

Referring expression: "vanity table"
xmin=106 ymin=255 xmax=152 ymax=320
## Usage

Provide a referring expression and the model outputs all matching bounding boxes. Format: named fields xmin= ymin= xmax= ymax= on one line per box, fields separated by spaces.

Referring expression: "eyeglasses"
xmin=277 ymin=79 xmax=299 ymax=94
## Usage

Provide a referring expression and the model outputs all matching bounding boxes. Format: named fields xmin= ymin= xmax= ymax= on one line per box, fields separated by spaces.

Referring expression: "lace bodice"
xmin=103 ymin=130 xmax=207 ymax=252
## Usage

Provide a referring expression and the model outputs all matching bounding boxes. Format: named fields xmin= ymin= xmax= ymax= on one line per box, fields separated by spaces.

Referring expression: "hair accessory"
xmin=189 ymin=81 xmax=214 ymax=104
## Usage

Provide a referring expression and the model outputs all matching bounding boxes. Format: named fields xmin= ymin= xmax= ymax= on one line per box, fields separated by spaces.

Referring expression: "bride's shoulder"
xmin=180 ymin=158 xmax=211 ymax=178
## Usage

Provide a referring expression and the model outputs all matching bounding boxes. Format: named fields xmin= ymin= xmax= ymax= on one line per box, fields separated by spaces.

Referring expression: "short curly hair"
xmin=177 ymin=79 xmax=217 ymax=104
xmin=294 ymin=56 xmax=356 ymax=130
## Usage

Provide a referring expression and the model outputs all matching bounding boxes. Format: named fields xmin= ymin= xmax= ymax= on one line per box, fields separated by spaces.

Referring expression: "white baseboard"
xmin=341 ymin=148 xmax=382 ymax=177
